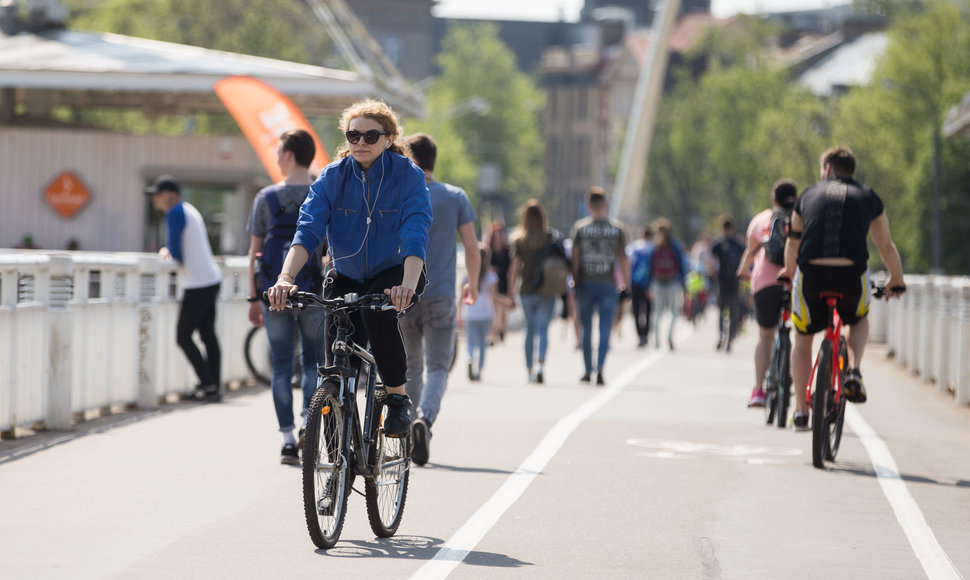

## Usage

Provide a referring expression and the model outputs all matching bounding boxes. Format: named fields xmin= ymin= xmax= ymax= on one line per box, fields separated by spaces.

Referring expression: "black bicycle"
xmin=763 ymin=287 xmax=792 ymax=428
xmin=282 ymin=291 xmax=412 ymax=549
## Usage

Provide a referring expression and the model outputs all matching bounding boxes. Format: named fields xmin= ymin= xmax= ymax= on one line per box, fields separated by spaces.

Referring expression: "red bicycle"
xmin=807 ymin=282 xmax=903 ymax=468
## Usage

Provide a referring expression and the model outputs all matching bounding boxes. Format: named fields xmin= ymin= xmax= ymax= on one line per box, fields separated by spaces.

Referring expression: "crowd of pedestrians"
xmin=142 ymin=95 xmax=906 ymax=467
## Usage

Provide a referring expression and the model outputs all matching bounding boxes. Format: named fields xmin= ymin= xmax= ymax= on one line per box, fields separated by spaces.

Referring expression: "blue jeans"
xmin=576 ymin=281 xmax=619 ymax=374
xmin=261 ymin=303 xmax=325 ymax=432
xmin=465 ymin=318 xmax=492 ymax=371
xmin=652 ymin=280 xmax=681 ymax=347
xmin=519 ymin=294 xmax=557 ymax=371
xmin=400 ymin=297 xmax=456 ymax=426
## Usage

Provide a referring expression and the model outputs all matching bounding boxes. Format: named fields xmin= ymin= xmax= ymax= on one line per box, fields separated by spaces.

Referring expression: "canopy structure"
xmin=0 ymin=27 xmax=423 ymax=120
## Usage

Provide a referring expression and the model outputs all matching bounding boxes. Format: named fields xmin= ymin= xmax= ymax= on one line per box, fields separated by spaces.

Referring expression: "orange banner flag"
xmin=214 ymin=76 xmax=330 ymax=182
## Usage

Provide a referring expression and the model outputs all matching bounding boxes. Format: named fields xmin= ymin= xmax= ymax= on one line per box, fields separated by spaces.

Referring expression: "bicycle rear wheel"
xmin=811 ymin=341 xmax=832 ymax=468
xmin=776 ymin=332 xmax=792 ymax=429
xmin=826 ymin=337 xmax=849 ymax=461
xmin=763 ymin=362 xmax=778 ymax=426
xmin=365 ymin=387 xmax=410 ymax=538
xmin=303 ymin=381 xmax=350 ymax=549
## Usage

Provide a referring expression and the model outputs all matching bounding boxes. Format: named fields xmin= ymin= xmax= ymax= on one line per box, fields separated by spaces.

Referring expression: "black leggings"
xmin=177 ymin=283 xmax=221 ymax=388
xmin=322 ymin=266 xmax=426 ymax=388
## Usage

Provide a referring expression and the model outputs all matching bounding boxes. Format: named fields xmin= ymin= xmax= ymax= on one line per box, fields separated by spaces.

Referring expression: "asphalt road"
xmin=2 ymin=308 xmax=968 ymax=579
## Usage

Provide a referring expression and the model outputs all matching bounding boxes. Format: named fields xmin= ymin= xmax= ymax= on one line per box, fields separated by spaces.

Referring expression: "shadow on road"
xmin=828 ymin=460 xmax=970 ymax=489
xmin=319 ymin=535 xmax=533 ymax=568
xmin=415 ymin=462 xmax=515 ymax=475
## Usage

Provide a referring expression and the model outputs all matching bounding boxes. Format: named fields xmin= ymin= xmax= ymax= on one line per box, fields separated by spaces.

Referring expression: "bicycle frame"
xmin=321 ymin=304 xmax=395 ymax=480
xmin=806 ymin=294 xmax=844 ymax=408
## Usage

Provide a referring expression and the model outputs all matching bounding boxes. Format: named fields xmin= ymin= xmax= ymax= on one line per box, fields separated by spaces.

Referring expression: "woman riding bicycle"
xmin=267 ymin=99 xmax=432 ymax=438
xmin=737 ymin=178 xmax=798 ymax=409
xmin=778 ymin=147 xmax=905 ymax=429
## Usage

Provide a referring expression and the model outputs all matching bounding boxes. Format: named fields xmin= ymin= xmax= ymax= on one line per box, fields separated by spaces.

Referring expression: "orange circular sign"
xmin=44 ymin=171 xmax=92 ymax=219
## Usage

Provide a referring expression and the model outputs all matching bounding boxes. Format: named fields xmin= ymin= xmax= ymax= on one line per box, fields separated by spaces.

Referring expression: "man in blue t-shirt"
xmin=399 ymin=133 xmax=480 ymax=466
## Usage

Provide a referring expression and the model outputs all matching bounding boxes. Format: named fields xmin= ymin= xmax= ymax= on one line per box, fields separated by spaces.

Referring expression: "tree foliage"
xmin=647 ymin=1 xmax=970 ymax=273
xmin=427 ymin=23 xmax=545 ymax=214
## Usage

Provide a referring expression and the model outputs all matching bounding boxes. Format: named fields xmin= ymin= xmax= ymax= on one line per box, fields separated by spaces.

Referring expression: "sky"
xmin=433 ymin=0 xmax=852 ymax=21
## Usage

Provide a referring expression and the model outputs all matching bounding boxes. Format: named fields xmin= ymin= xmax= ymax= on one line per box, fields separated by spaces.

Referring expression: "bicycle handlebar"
xmin=261 ymin=290 xmax=420 ymax=313
xmin=871 ymin=281 xmax=906 ymax=300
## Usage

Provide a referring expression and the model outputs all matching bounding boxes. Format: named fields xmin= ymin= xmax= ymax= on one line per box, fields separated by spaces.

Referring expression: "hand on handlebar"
xmin=266 ymin=279 xmax=298 ymax=311
xmin=384 ymin=283 xmax=417 ymax=311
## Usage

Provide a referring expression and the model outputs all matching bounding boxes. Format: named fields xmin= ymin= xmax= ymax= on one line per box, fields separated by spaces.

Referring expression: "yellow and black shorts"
xmin=791 ymin=266 xmax=871 ymax=335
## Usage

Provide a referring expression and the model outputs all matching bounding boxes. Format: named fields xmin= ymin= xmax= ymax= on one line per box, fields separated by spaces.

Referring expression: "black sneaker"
xmin=580 ymin=373 xmax=591 ymax=384
xmin=383 ymin=394 xmax=412 ymax=438
xmin=191 ymin=385 xmax=221 ymax=403
xmin=596 ymin=372 xmax=605 ymax=386
xmin=843 ymin=368 xmax=867 ymax=403
xmin=793 ymin=413 xmax=810 ymax=431
xmin=411 ymin=418 xmax=431 ymax=466
xmin=535 ymin=371 xmax=544 ymax=384
xmin=468 ymin=362 xmax=474 ymax=381
xmin=280 ymin=443 xmax=300 ymax=465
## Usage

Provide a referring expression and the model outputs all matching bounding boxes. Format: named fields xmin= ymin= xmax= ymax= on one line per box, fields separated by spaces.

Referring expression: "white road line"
xmin=846 ymin=406 xmax=964 ymax=580
xmin=410 ymin=350 xmax=667 ymax=580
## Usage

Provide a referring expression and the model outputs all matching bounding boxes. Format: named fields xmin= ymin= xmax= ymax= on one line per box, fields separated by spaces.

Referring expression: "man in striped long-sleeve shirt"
xmin=147 ymin=175 xmax=223 ymax=402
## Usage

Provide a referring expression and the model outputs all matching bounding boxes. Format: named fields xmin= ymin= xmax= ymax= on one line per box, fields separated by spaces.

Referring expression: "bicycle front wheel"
xmin=826 ymin=337 xmax=849 ymax=460
xmin=811 ymin=341 xmax=832 ymax=468
xmin=303 ymin=381 xmax=350 ymax=549
xmin=365 ymin=387 xmax=410 ymax=538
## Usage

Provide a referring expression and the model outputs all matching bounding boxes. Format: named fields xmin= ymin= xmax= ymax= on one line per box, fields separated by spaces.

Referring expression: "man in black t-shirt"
xmin=711 ymin=216 xmax=746 ymax=352
xmin=778 ymin=146 xmax=905 ymax=429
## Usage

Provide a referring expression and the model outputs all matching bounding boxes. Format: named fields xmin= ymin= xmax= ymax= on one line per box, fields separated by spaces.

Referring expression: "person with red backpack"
xmin=647 ymin=217 xmax=688 ymax=351
xmin=737 ymin=178 xmax=798 ymax=408
xmin=246 ymin=129 xmax=326 ymax=465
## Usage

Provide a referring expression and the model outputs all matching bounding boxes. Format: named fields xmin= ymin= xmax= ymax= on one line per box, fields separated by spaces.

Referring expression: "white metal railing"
xmin=868 ymin=273 xmax=970 ymax=405
xmin=0 ymin=251 xmax=252 ymax=434
xmin=1 ymin=256 xmax=968 ymax=435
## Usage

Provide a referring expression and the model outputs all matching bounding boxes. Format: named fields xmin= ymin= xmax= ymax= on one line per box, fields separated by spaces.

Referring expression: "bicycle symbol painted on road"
xmin=626 ymin=438 xmax=803 ymax=465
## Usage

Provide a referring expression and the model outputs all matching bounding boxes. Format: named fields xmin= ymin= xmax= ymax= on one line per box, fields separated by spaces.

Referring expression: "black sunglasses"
xmin=345 ymin=130 xmax=389 ymax=145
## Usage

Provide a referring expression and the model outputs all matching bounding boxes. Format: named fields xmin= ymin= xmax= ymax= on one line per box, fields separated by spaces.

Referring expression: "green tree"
xmin=431 ymin=23 xmax=545 ymax=213
xmin=832 ymin=0 xmax=970 ymax=272
xmin=648 ymin=18 xmax=791 ymax=241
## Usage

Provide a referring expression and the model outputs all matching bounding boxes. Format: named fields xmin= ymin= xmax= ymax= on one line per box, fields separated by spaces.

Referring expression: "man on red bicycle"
xmin=778 ymin=146 xmax=905 ymax=430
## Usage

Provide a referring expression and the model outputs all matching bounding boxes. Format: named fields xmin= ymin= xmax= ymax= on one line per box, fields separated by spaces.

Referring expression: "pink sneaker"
xmin=747 ymin=386 xmax=765 ymax=408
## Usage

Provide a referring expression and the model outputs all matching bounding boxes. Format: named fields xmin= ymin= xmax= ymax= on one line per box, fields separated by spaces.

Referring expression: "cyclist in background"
xmin=737 ymin=178 xmax=798 ymax=408
xmin=266 ymin=99 xmax=432 ymax=438
xmin=778 ymin=146 xmax=905 ymax=430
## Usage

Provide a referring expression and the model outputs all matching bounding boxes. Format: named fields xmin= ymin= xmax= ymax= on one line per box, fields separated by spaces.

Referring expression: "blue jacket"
xmin=293 ymin=151 xmax=432 ymax=283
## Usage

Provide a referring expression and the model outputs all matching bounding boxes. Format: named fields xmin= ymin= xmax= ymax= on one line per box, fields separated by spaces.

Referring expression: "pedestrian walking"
xmin=458 ymin=244 xmax=505 ymax=382
xmin=507 ymin=199 xmax=568 ymax=384
xmin=626 ymin=225 xmax=655 ymax=348
xmin=246 ymin=129 xmax=326 ymax=465
xmin=570 ymin=187 xmax=630 ymax=385
xmin=486 ymin=221 xmax=512 ymax=345
xmin=146 ymin=175 xmax=223 ymax=402
xmin=711 ymin=216 xmax=746 ymax=352
xmin=648 ymin=217 xmax=688 ymax=351
xmin=398 ymin=132 xmax=480 ymax=467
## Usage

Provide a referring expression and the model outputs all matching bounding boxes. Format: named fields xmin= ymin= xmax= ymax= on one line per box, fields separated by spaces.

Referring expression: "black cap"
xmin=145 ymin=175 xmax=180 ymax=195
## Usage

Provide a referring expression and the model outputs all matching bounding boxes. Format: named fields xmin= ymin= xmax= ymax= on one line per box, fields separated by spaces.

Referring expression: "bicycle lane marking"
xmin=410 ymin=349 xmax=668 ymax=580
xmin=846 ymin=406 xmax=964 ymax=580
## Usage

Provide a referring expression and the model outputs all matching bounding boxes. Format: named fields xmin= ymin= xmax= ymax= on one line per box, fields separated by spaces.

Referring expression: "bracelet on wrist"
xmin=277 ymin=273 xmax=294 ymax=283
